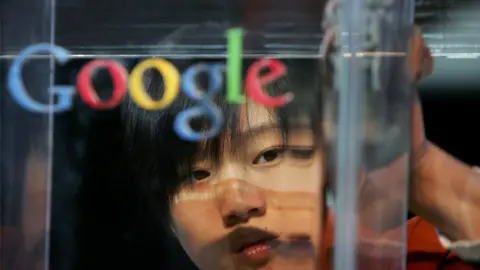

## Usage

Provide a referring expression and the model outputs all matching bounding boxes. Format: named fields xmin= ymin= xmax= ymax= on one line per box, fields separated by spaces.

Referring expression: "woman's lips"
xmin=240 ymin=239 xmax=276 ymax=264
xmin=237 ymin=238 xmax=315 ymax=266
xmin=229 ymin=228 xmax=277 ymax=251
xmin=228 ymin=227 xmax=279 ymax=266
xmin=275 ymin=237 xmax=315 ymax=259
xmin=229 ymin=228 xmax=315 ymax=266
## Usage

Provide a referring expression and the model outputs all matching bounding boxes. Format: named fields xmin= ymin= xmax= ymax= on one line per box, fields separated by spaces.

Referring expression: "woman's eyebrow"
xmin=234 ymin=124 xmax=282 ymax=143
xmin=243 ymin=124 xmax=281 ymax=135
xmin=240 ymin=123 xmax=312 ymax=138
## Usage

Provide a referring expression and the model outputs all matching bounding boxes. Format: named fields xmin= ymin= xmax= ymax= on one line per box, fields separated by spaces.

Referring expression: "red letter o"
xmin=77 ymin=59 xmax=128 ymax=109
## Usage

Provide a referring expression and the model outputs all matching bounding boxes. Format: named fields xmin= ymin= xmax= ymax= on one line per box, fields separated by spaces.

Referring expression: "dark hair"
xmin=120 ymin=58 xmax=326 ymax=220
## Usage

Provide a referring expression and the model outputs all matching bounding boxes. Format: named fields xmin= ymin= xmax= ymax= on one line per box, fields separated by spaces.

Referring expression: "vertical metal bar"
xmin=332 ymin=0 xmax=366 ymax=269
xmin=44 ymin=0 xmax=57 ymax=267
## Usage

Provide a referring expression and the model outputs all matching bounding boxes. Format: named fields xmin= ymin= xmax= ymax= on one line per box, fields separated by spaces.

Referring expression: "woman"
xmin=115 ymin=30 xmax=480 ymax=269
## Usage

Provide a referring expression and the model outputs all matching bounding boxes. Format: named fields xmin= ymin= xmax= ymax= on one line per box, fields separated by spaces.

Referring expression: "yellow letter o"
xmin=129 ymin=58 xmax=180 ymax=110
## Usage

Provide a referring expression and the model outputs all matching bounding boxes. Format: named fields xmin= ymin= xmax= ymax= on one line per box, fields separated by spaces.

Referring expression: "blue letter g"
xmin=8 ymin=43 xmax=74 ymax=113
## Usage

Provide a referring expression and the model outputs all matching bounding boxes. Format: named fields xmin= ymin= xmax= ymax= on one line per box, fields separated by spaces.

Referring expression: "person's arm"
xmin=410 ymin=143 xmax=480 ymax=263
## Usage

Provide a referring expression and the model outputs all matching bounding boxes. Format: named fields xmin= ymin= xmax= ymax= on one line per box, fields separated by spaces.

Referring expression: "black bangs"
xmin=121 ymin=58 xmax=325 ymax=199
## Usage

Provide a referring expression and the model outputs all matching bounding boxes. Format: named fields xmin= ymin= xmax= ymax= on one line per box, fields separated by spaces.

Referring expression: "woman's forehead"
xmin=240 ymin=102 xmax=276 ymax=132
xmin=240 ymin=102 xmax=311 ymax=132
xmin=194 ymin=103 xmax=277 ymax=155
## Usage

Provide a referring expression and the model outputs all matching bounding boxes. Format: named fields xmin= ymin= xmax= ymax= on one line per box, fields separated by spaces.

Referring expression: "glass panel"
xmin=1 ymin=0 xmax=417 ymax=269
xmin=324 ymin=0 xmax=414 ymax=269
xmin=0 ymin=0 xmax=55 ymax=269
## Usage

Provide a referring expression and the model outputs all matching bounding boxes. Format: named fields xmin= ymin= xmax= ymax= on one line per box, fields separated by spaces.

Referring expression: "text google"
xmin=7 ymin=28 xmax=293 ymax=141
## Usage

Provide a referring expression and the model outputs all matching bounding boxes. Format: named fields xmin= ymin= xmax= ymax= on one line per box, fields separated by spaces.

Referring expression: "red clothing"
xmin=405 ymin=217 xmax=473 ymax=269
xmin=322 ymin=216 xmax=475 ymax=269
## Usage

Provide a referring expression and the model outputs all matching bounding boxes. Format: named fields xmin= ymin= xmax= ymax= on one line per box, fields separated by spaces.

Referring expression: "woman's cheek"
xmin=170 ymin=190 xmax=224 ymax=250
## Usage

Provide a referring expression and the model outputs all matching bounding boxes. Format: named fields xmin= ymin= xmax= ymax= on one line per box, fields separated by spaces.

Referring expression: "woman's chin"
xmin=228 ymin=241 xmax=317 ymax=270
xmin=256 ymin=258 xmax=317 ymax=270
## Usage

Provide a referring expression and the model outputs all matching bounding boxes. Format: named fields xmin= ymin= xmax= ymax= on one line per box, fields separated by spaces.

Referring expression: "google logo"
xmin=7 ymin=28 xmax=293 ymax=141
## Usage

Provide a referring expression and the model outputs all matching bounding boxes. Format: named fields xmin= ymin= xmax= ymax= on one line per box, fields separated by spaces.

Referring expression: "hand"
xmin=407 ymin=29 xmax=480 ymax=242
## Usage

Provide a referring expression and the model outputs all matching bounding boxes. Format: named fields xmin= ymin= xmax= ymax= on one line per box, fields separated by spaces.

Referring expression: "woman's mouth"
xmin=275 ymin=235 xmax=316 ymax=259
xmin=228 ymin=228 xmax=315 ymax=266
xmin=240 ymin=238 xmax=276 ymax=263
xmin=229 ymin=227 xmax=279 ymax=266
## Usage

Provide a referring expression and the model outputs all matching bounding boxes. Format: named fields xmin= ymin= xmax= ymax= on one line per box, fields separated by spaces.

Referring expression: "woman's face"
xmin=170 ymin=103 xmax=325 ymax=270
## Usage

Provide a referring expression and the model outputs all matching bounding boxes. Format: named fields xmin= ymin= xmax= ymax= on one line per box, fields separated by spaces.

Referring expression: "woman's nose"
xmin=216 ymin=179 xmax=266 ymax=228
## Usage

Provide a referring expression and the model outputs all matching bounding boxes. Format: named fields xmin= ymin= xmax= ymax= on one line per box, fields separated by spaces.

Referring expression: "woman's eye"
xmin=290 ymin=147 xmax=315 ymax=159
xmin=253 ymin=148 xmax=284 ymax=165
xmin=191 ymin=170 xmax=211 ymax=181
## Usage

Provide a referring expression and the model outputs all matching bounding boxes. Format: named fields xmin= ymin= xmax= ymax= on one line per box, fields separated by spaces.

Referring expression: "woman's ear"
xmin=408 ymin=27 xmax=433 ymax=82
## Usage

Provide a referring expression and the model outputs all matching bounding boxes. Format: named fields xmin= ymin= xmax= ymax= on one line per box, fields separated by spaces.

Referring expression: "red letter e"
xmin=245 ymin=59 xmax=292 ymax=108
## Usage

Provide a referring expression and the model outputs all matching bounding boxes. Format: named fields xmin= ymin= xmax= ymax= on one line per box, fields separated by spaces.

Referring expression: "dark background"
xmin=421 ymin=87 xmax=480 ymax=166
